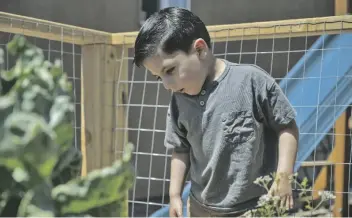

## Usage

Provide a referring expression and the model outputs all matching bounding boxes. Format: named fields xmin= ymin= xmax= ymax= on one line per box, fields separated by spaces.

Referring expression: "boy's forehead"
xmin=143 ymin=54 xmax=165 ymax=73
xmin=143 ymin=51 xmax=179 ymax=73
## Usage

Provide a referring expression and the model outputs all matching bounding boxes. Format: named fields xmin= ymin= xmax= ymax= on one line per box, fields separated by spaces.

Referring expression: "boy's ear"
xmin=193 ymin=38 xmax=208 ymax=58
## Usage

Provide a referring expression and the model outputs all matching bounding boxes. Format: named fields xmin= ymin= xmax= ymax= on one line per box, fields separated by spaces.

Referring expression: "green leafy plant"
xmin=246 ymin=173 xmax=336 ymax=217
xmin=0 ymin=35 xmax=134 ymax=217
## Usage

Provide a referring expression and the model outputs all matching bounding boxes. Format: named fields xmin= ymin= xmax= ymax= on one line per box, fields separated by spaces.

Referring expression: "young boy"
xmin=133 ymin=7 xmax=299 ymax=217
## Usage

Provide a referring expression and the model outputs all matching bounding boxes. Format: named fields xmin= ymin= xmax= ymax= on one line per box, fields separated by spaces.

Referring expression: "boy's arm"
xmin=170 ymin=151 xmax=190 ymax=198
xmin=165 ymin=100 xmax=191 ymax=217
xmin=276 ymin=120 xmax=299 ymax=175
xmin=270 ymin=120 xmax=299 ymax=209
xmin=256 ymin=75 xmax=299 ymax=174
xmin=255 ymin=68 xmax=299 ymax=208
xmin=164 ymin=99 xmax=191 ymax=198
xmin=169 ymin=152 xmax=190 ymax=217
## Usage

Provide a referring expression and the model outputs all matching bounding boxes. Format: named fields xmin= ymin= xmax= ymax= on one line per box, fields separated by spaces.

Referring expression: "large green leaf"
xmin=0 ymin=93 xmax=16 ymax=141
xmin=0 ymin=167 xmax=16 ymax=215
xmin=6 ymin=35 xmax=27 ymax=56
xmin=17 ymin=183 xmax=56 ymax=217
xmin=52 ymin=144 xmax=134 ymax=215
xmin=0 ymin=112 xmax=59 ymax=178
xmin=51 ymin=146 xmax=82 ymax=186
xmin=0 ymin=35 xmax=75 ymax=183
xmin=0 ymin=167 xmax=16 ymax=190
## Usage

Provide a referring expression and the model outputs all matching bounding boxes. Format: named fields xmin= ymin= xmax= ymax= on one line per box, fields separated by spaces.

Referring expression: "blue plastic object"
xmin=150 ymin=182 xmax=191 ymax=217
xmin=280 ymin=34 xmax=352 ymax=171
xmin=150 ymin=33 xmax=352 ymax=217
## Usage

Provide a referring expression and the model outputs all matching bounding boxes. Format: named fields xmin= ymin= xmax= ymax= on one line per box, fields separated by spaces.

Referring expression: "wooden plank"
xmin=300 ymin=161 xmax=334 ymax=167
xmin=81 ymin=44 xmax=100 ymax=171
xmin=0 ymin=12 xmax=111 ymax=45
xmin=335 ymin=0 xmax=349 ymax=15
xmin=113 ymin=48 xmax=129 ymax=160
xmin=100 ymin=45 xmax=117 ymax=168
xmin=342 ymin=108 xmax=351 ymax=217
xmin=81 ymin=44 xmax=128 ymax=172
xmin=2 ymin=11 xmax=352 ymax=46
xmin=81 ymin=44 xmax=129 ymax=213
xmin=111 ymin=15 xmax=352 ymax=45
xmin=333 ymin=112 xmax=346 ymax=217
xmin=115 ymin=47 xmax=129 ymax=216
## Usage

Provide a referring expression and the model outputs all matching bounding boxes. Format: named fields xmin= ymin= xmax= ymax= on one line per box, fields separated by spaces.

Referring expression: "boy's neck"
xmin=206 ymin=56 xmax=226 ymax=82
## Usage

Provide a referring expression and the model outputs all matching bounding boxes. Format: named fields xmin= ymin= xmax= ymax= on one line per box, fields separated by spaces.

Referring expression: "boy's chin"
xmin=184 ymin=89 xmax=201 ymax=96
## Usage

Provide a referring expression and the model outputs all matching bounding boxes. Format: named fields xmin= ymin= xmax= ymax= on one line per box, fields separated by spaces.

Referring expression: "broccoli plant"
xmin=0 ymin=35 xmax=134 ymax=217
xmin=244 ymin=173 xmax=336 ymax=217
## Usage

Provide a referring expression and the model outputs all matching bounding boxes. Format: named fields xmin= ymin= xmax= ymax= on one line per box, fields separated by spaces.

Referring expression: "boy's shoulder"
xmin=226 ymin=61 xmax=275 ymax=83
xmin=221 ymin=61 xmax=277 ymax=93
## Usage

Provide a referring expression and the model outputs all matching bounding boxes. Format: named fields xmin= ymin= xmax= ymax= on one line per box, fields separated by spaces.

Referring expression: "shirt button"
xmin=200 ymin=90 xmax=206 ymax=95
xmin=200 ymin=101 xmax=205 ymax=106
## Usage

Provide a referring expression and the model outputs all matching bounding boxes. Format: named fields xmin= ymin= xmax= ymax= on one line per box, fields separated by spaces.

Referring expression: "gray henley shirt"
xmin=165 ymin=60 xmax=297 ymax=213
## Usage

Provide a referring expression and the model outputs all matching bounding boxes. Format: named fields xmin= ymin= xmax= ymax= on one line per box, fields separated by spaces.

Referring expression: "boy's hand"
xmin=268 ymin=173 xmax=294 ymax=210
xmin=169 ymin=196 xmax=183 ymax=217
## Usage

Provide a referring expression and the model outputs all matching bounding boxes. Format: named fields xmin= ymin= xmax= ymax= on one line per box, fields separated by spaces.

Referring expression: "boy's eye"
xmin=166 ymin=67 xmax=175 ymax=75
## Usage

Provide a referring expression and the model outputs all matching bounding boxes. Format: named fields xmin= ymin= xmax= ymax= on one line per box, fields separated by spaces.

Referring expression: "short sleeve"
xmin=254 ymin=67 xmax=297 ymax=132
xmin=164 ymin=96 xmax=191 ymax=153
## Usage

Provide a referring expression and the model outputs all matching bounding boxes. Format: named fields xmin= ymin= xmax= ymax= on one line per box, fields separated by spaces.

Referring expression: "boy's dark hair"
xmin=133 ymin=7 xmax=211 ymax=67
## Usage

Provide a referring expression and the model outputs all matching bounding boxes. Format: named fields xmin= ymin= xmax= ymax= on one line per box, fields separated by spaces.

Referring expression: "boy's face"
xmin=143 ymin=39 xmax=209 ymax=96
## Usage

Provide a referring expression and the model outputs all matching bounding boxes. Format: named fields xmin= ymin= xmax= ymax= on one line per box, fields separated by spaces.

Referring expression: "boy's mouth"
xmin=178 ymin=88 xmax=185 ymax=93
